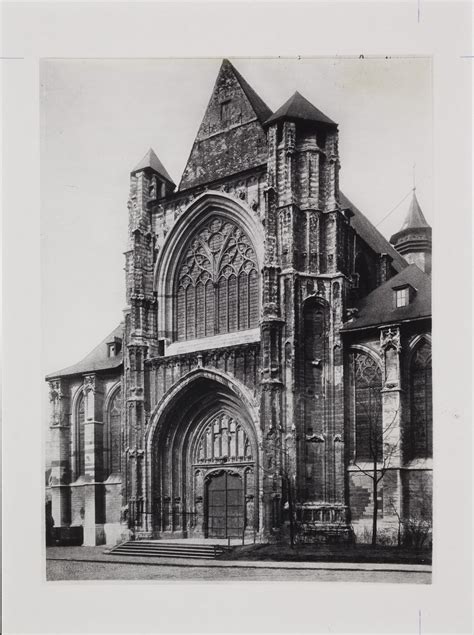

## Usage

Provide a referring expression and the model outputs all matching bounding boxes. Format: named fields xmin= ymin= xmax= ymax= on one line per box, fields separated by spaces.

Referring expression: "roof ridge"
xmin=225 ymin=59 xmax=273 ymax=124
xmin=339 ymin=191 xmax=408 ymax=272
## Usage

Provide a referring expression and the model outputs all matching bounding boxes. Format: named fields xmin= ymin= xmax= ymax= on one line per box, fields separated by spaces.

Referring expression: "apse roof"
xmin=46 ymin=323 xmax=124 ymax=379
xmin=339 ymin=192 xmax=408 ymax=272
xmin=131 ymin=148 xmax=176 ymax=186
xmin=265 ymin=91 xmax=336 ymax=127
xmin=341 ymin=264 xmax=431 ymax=332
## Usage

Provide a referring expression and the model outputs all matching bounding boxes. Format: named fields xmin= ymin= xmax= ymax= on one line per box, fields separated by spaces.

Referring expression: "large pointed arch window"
xmin=105 ymin=388 xmax=122 ymax=476
xmin=353 ymin=352 xmax=383 ymax=462
xmin=408 ymin=340 xmax=432 ymax=460
xmin=76 ymin=393 xmax=85 ymax=477
xmin=175 ymin=217 xmax=259 ymax=341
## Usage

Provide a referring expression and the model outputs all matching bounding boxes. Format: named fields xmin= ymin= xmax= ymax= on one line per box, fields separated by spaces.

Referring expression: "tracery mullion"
xmin=203 ymin=280 xmax=207 ymax=337
xmin=194 ymin=284 xmax=197 ymax=339
xmin=226 ymin=277 xmax=230 ymax=333
xmin=215 ymin=229 xmax=235 ymax=275
xmin=247 ymin=273 xmax=251 ymax=329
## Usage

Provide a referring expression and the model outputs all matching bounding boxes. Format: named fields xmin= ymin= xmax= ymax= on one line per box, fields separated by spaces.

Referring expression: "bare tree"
xmin=352 ymin=385 xmax=400 ymax=546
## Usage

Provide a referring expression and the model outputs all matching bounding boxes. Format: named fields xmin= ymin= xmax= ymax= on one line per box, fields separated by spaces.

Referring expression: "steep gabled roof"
xmin=179 ymin=59 xmax=271 ymax=190
xmin=341 ymin=264 xmax=431 ymax=332
xmin=228 ymin=60 xmax=273 ymax=124
xmin=46 ymin=323 xmax=124 ymax=379
xmin=131 ymin=148 xmax=176 ymax=186
xmin=339 ymin=192 xmax=408 ymax=272
xmin=265 ymin=91 xmax=336 ymax=127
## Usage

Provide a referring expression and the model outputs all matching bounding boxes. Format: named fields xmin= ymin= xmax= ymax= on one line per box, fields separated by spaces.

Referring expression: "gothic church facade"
xmin=46 ymin=60 xmax=432 ymax=546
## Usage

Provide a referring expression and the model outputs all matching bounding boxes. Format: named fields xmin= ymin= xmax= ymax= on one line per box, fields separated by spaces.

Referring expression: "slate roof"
xmin=46 ymin=323 xmax=124 ymax=379
xmin=131 ymin=148 xmax=176 ymax=186
xmin=225 ymin=60 xmax=273 ymax=125
xmin=339 ymin=192 xmax=408 ymax=272
xmin=265 ymin=91 xmax=336 ymax=127
xmin=390 ymin=189 xmax=431 ymax=244
xmin=341 ymin=264 xmax=431 ymax=332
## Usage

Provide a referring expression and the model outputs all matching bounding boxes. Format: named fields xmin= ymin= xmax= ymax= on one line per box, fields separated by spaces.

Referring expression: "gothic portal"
xmin=147 ymin=373 xmax=260 ymax=539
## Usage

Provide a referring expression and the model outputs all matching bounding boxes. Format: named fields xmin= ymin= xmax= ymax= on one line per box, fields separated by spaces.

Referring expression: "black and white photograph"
xmin=2 ymin=3 xmax=472 ymax=634
xmin=42 ymin=56 xmax=433 ymax=583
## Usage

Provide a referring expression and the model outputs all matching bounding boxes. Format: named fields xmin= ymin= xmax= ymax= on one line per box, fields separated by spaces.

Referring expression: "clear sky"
xmin=41 ymin=56 xmax=432 ymax=379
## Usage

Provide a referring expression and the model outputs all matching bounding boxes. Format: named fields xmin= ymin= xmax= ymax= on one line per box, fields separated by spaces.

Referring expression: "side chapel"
xmin=46 ymin=60 xmax=432 ymax=546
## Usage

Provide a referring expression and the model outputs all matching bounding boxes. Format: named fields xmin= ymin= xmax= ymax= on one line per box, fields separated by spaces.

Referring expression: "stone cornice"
xmin=146 ymin=340 xmax=260 ymax=368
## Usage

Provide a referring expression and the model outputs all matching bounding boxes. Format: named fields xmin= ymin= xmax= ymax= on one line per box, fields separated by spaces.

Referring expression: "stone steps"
xmin=108 ymin=540 xmax=228 ymax=559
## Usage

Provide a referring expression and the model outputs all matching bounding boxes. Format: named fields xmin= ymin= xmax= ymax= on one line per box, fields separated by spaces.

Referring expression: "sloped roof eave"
xmin=45 ymin=323 xmax=124 ymax=381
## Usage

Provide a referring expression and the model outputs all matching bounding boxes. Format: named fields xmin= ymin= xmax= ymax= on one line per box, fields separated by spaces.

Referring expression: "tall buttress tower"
xmin=123 ymin=149 xmax=175 ymax=524
xmin=263 ymin=92 xmax=354 ymax=516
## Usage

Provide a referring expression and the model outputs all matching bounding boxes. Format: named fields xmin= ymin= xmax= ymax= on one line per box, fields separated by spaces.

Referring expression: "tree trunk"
xmin=287 ymin=476 xmax=295 ymax=548
xmin=372 ymin=461 xmax=378 ymax=546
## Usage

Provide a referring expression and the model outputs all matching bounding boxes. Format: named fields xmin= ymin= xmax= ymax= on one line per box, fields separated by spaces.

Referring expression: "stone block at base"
xmin=83 ymin=523 xmax=105 ymax=546
xmin=104 ymin=523 xmax=123 ymax=546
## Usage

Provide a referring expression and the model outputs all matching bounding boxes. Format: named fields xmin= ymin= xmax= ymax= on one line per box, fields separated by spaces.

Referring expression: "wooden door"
xmin=207 ymin=472 xmax=244 ymax=538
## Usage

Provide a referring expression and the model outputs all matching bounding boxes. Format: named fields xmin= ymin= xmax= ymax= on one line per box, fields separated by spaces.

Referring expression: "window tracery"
xmin=353 ymin=352 xmax=383 ymax=462
xmin=106 ymin=389 xmax=122 ymax=475
xmin=409 ymin=341 xmax=432 ymax=460
xmin=194 ymin=412 xmax=253 ymax=464
xmin=76 ymin=394 xmax=85 ymax=477
xmin=175 ymin=217 xmax=259 ymax=341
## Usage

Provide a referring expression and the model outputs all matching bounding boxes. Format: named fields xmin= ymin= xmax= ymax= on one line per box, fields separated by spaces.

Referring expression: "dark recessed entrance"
xmin=206 ymin=471 xmax=244 ymax=538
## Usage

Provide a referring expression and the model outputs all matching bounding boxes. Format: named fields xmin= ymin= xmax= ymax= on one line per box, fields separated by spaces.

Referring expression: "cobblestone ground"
xmin=47 ymin=559 xmax=431 ymax=583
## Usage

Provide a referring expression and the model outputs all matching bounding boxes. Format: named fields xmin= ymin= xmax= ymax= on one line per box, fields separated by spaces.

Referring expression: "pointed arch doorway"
xmin=148 ymin=373 xmax=260 ymax=540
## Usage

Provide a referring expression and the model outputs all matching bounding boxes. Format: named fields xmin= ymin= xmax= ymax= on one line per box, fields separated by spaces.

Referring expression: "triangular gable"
xmin=179 ymin=60 xmax=272 ymax=190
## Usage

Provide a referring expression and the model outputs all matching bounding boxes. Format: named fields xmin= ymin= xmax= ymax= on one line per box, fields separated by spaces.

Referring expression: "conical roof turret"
xmin=131 ymin=148 xmax=176 ymax=187
xmin=399 ymin=189 xmax=430 ymax=231
xmin=390 ymin=188 xmax=432 ymax=274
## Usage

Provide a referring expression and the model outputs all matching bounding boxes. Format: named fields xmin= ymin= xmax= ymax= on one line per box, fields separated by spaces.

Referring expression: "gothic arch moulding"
xmin=145 ymin=366 xmax=260 ymax=451
xmin=154 ymin=191 xmax=265 ymax=341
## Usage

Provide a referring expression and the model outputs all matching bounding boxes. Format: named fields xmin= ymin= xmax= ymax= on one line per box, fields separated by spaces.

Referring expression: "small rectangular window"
xmin=395 ymin=287 xmax=409 ymax=308
xmin=107 ymin=343 xmax=115 ymax=357
xmin=157 ymin=339 xmax=166 ymax=357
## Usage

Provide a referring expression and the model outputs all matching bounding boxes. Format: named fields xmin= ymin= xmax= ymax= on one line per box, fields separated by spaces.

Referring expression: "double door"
xmin=207 ymin=472 xmax=244 ymax=538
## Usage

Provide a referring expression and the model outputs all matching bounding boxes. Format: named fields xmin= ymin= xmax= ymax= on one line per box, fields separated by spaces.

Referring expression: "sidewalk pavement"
xmin=46 ymin=547 xmax=432 ymax=573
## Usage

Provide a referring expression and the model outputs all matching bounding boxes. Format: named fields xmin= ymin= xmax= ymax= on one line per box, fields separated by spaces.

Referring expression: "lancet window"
xmin=175 ymin=217 xmax=259 ymax=341
xmin=409 ymin=341 xmax=432 ymax=460
xmin=353 ymin=352 xmax=383 ymax=462
xmin=76 ymin=394 xmax=85 ymax=477
xmin=106 ymin=388 xmax=122 ymax=475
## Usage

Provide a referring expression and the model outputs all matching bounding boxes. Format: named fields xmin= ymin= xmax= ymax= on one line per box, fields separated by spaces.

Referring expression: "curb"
xmin=46 ymin=554 xmax=432 ymax=573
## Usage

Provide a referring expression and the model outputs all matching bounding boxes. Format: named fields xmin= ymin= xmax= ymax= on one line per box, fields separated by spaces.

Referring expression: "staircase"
xmin=108 ymin=540 xmax=228 ymax=560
